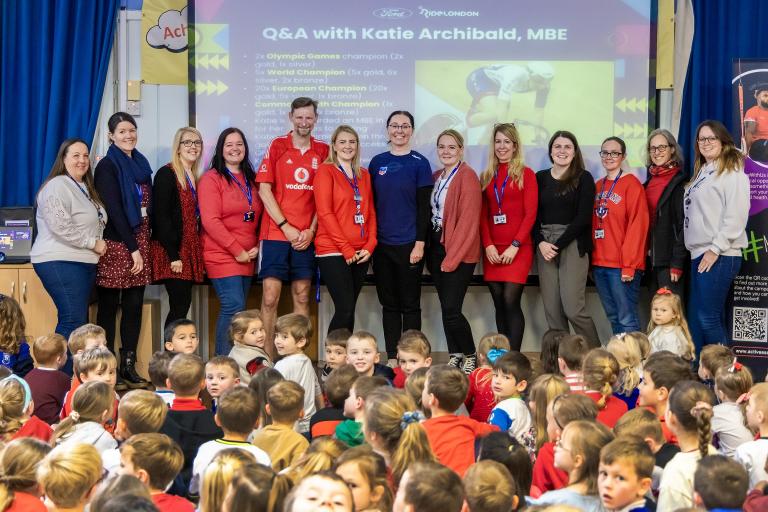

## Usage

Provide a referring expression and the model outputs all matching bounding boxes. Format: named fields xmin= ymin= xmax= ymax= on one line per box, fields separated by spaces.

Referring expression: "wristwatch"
xmin=511 ymin=240 xmax=521 ymax=248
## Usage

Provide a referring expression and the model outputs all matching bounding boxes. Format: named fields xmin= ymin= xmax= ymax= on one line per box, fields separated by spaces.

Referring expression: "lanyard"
xmin=225 ymin=168 xmax=253 ymax=210
xmin=493 ymin=167 xmax=510 ymax=214
xmin=67 ymin=174 xmax=104 ymax=225
xmin=433 ymin=162 xmax=461 ymax=212
xmin=595 ymin=170 xmax=622 ymax=226
xmin=336 ymin=165 xmax=364 ymax=238
xmin=185 ymin=173 xmax=200 ymax=218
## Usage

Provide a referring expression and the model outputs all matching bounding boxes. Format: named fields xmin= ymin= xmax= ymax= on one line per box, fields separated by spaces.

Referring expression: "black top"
xmin=533 ymin=169 xmax=596 ymax=256
xmin=152 ymin=164 xmax=185 ymax=261
xmin=94 ymin=157 xmax=140 ymax=252
xmin=161 ymin=409 xmax=222 ymax=496
xmin=655 ymin=442 xmax=680 ymax=469
xmin=644 ymin=171 xmax=688 ymax=270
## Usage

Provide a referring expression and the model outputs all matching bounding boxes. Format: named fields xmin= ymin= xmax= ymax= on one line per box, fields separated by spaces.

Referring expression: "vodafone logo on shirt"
xmin=286 ymin=167 xmax=313 ymax=190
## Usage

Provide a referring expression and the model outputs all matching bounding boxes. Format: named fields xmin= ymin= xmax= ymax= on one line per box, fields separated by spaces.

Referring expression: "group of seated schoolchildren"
xmin=3 ymin=286 xmax=768 ymax=511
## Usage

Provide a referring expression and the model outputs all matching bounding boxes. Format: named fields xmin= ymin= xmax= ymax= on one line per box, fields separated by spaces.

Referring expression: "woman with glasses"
xmin=644 ymin=129 xmax=688 ymax=296
xmin=369 ymin=111 xmax=433 ymax=364
xmin=315 ymin=125 xmax=377 ymax=332
xmin=150 ymin=127 xmax=205 ymax=328
xmin=534 ymin=131 xmax=599 ymax=347
xmin=480 ymin=123 xmax=538 ymax=351
xmin=591 ymin=137 xmax=649 ymax=334
xmin=685 ymin=120 xmax=749 ymax=351
xmin=427 ymin=129 xmax=482 ymax=373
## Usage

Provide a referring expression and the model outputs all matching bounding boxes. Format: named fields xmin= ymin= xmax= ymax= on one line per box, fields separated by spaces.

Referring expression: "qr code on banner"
xmin=733 ymin=307 xmax=768 ymax=343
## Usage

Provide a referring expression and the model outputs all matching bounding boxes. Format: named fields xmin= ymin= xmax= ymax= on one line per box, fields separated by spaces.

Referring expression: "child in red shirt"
xmin=61 ymin=324 xmax=108 ymax=419
xmin=580 ymin=348 xmax=628 ymax=429
xmin=0 ymin=375 xmax=52 ymax=443
xmin=465 ymin=333 xmax=510 ymax=422
xmin=637 ymin=351 xmax=693 ymax=445
xmin=393 ymin=330 xmax=432 ymax=389
xmin=421 ymin=365 xmax=498 ymax=476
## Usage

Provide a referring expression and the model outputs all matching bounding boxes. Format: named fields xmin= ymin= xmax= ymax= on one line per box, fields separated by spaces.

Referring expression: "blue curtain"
xmin=0 ymin=0 xmax=118 ymax=206
xmin=679 ymin=0 xmax=768 ymax=164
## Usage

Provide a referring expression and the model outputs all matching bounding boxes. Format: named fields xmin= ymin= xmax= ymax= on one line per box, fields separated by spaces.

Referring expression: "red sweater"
xmin=152 ymin=493 xmax=195 ymax=512
xmin=480 ymin=165 xmax=538 ymax=248
xmin=465 ymin=367 xmax=496 ymax=422
xmin=591 ymin=173 xmax=649 ymax=278
xmin=582 ymin=390 xmax=628 ymax=429
xmin=13 ymin=415 xmax=52 ymax=442
xmin=434 ymin=162 xmax=482 ymax=272
xmin=532 ymin=441 xmax=568 ymax=492
xmin=198 ymin=169 xmax=263 ymax=278
xmin=314 ymin=163 xmax=377 ymax=259
xmin=423 ymin=415 xmax=498 ymax=476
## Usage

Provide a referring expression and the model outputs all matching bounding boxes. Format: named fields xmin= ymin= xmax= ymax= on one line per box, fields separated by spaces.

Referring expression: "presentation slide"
xmin=191 ymin=0 xmax=652 ymax=175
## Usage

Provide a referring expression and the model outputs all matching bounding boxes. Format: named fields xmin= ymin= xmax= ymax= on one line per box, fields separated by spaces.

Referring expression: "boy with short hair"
xmin=163 ymin=319 xmax=199 ymax=355
xmin=558 ymin=334 xmax=590 ymax=392
xmin=310 ymin=363 xmax=358 ymax=439
xmin=205 ymin=355 xmax=241 ymax=406
xmin=320 ymin=328 xmax=351 ymax=382
xmin=24 ymin=333 xmax=70 ymax=424
xmin=119 ymin=432 xmax=195 ymax=512
xmin=347 ymin=330 xmax=395 ymax=381
xmin=393 ymin=329 xmax=432 ymax=388
xmin=61 ymin=347 xmax=119 ymax=431
xmin=598 ymin=437 xmax=654 ymax=512
xmin=148 ymin=350 xmax=175 ymax=406
xmin=487 ymin=351 xmax=533 ymax=442
xmin=698 ymin=344 xmax=734 ymax=383
xmin=63 ymin=324 xmax=107 ymax=414
xmin=637 ymin=351 xmax=693 ymax=444
xmin=273 ymin=313 xmax=323 ymax=433
xmin=251 ymin=380 xmax=310 ymax=471
xmin=395 ymin=461 xmax=465 ymax=512
xmin=693 ymin=455 xmax=748 ymax=511
xmin=421 ymin=365 xmax=497 ymax=475
xmin=336 ymin=375 xmax=389 ymax=447
xmin=736 ymin=382 xmax=768 ymax=487
xmin=190 ymin=386 xmax=270 ymax=494
xmin=160 ymin=353 xmax=222 ymax=495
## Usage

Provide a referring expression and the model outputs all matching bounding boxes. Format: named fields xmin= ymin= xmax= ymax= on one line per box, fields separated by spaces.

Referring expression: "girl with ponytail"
xmin=284 ymin=437 xmax=346 ymax=485
xmin=657 ymin=380 xmax=716 ymax=510
xmin=0 ymin=438 xmax=51 ymax=512
xmin=581 ymin=348 xmax=627 ymax=428
xmin=363 ymin=387 xmax=435 ymax=485
xmin=51 ymin=381 xmax=116 ymax=453
xmin=0 ymin=376 xmax=52 ymax=442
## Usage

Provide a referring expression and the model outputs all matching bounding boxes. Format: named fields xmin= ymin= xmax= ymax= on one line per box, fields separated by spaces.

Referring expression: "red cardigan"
xmin=198 ymin=170 xmax=263 ymax=278
xmin=314 ymin=163 xmax=377 ymax=259
xmin=434 ymin=162 xmax=482 ymax=272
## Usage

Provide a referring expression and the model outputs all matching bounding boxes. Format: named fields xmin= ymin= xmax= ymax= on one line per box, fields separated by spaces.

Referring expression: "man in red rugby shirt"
xmin=257 ymin=97 xmax=329 ymax=357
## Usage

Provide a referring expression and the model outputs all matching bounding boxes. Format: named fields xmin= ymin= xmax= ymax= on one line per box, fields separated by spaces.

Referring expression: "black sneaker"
xmin=448 ymin=353 xmax=464 ymax=368
xmin=461 ymin=353 xmax=477 ymax=374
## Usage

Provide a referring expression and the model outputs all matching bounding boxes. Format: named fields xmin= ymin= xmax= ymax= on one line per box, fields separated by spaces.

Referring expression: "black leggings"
xmin=96 ymin=286 xmax=145 ymax=352
xmin=318 ymin=256 xmax=368 ymax=333
xmin=487 ymin=281 xmax=525 ymax=351
xmin=163 ymin=279 xmax=194 ymax=328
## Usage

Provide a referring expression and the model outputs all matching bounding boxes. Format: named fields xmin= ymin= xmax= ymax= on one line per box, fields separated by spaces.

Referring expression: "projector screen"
xmin=190 ymin=0 xmax=653 ymax=175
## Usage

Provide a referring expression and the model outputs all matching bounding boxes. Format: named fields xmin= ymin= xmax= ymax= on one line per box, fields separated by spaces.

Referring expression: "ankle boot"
xmin=120 ymin=350 xmax=149 ymax=388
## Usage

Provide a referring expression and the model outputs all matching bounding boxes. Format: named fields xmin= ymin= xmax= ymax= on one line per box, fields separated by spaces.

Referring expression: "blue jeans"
xmin=592 ymin=266 xmax=643 ymax=334
xmin=211 ymin=275 xmax=252 ymax=355
xmin=33 ymin=260 xmax=96 ymax=375
xmin=688 ymin=254 xmax=741 ymax=352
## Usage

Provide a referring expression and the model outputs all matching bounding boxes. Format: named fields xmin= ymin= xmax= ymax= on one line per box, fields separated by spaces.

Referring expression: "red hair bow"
xmin=729 ymin=358 xmax=743 ymax=373
xmin=656 ymin=287 xmax=673 ymax=295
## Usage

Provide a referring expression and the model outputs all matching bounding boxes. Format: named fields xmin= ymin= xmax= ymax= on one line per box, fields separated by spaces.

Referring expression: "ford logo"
xmin=373 ymin=7 xmax=413 ymax=18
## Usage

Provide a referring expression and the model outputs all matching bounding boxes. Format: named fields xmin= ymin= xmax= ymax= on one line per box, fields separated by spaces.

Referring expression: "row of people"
xmin=27 ymin=98 xmax=750 ymax=383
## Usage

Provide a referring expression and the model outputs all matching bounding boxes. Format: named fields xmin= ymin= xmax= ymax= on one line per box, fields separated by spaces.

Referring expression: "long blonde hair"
xmin=52 ymin=381 xmax=113 ymax=445
xmin=200 ymin=449 xmax=257 ymax=512
xmin=326 ymin=125 xmax=362 ymax=177
xmin=606 ymin=334 xmax=643 ymax=396
xmin=0 ymin=378 xmax=28 ymax=440
xmin=363 ymin=388 xmax=435 ymax=484
xmin=0 ymin=295 xmax=25 ymax=356
xmin=582 ymin=349 xmax=620 ymax=409
xmin=171 ymin=127 xmax=203 ymax=189
xmin=285 ymin=437 xmax=346 ymax=485
xmin=480 ymin=123 xmax=525 ymax=189
xmin=647 ymin=291 xmax=695 ymax=361
xmin=0 ymin=438 xmax=51 ymax=512
xmin=528 ymin=374 xmax=569 ymax=449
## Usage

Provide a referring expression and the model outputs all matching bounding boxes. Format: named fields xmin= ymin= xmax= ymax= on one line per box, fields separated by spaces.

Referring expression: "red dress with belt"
xmin=481 ymin=164 xmax=538 ymax=283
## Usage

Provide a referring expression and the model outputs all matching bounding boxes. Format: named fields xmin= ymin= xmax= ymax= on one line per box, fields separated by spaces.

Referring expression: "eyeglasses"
xmin=180 ymin=140 xmax=203 ymax=148
xmin=555 ymin=438 xmax=572 ymax=452
xmin=649 ymin=144 xmax=670 ymax=153
xmin=599 ymin=151 xmax=623 ymax=159
xmin=388 ymin=124 xmax=412 ymax=131
xmin=697 ymin=136 xmax=718 ymax=145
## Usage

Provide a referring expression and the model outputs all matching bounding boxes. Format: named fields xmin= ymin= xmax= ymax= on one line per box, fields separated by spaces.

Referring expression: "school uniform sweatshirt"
xmin=591 ymin=173 xmax=649 ymax=277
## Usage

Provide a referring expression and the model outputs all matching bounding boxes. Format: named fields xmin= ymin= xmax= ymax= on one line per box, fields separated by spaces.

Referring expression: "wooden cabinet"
xmin=0 ymin=264 xmax=57 ymax=341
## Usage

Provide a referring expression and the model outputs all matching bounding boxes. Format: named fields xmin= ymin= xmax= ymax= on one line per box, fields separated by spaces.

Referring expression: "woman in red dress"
xmin=480 ymin=123 xmax=538 ymax=350
xmin=150 ymin=127 xmax=205 ymax=327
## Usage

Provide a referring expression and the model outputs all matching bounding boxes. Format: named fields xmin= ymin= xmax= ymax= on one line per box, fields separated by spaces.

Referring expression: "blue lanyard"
xmin=67 ymin=174 xmax=104 ymax=224
xmin=433 ymin=162 xmax=461 ymax=211
xmin=493 ymin=167 xmax=510 ymax=214
xmin=225 ymin=168 xmax=253 ymax=210
xmin=135 ymin=183 xmax=143 ymax=205
xmin=185 ymin=173 xmax=200 ymax=218
xmin=336 ymin=165 xmax=364 ymax=238
xmin=595 ymin=170 xmax=622 ymax=225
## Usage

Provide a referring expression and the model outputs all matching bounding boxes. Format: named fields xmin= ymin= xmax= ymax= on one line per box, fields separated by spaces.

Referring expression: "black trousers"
xmin=96 ymin=286 xmax=145 ymax=352
xmin=427 ymin=231 xmax=476 ymax=355
xmin=163 ymin=278 xmax=194 ymax=328
xmin=318 ymin=256 xmax=369 ymax=333
xmin=372 ymin=242 xmax=424 ymax=358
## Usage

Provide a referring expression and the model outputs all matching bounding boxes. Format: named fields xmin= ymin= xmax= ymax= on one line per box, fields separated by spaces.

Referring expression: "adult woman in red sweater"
xmin=480 ymin=123 xmax=538 ymax=351
xmin=314 ymin=125 xmax=377 ymax=332
xmin=591 ymin=136 xmax=649 ymax=334
xmin=199 ymin=127 xmax=263 ymax=355
xmin=427 ymin=129 xmax=482 ymax=373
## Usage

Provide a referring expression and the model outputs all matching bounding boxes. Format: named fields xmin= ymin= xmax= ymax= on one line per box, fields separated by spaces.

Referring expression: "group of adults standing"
xmin=29 ymin=95 xmax=750 ymax=379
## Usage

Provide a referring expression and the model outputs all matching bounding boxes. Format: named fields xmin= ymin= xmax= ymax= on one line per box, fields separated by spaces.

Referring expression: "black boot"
xmin=120 ymin=350 xmax=150 ymax=389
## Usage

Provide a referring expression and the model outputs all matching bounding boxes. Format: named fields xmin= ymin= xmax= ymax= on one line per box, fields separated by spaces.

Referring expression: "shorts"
xmin=258 ymin=240 xmax=316 ymax=281
xmin=466 ymin=67 xmax=500 ymax=99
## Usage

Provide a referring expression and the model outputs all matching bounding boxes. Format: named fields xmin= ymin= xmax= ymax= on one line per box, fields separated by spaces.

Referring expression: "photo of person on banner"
xmin=745 ymin=82 xmax=768 ymax=163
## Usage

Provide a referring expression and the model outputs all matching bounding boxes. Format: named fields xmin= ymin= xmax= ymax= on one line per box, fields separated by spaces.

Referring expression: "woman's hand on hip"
xmin=170 ymin=260 xmax=183 ymax=273
xmin=130 ymin=250 xmax=143 ymax=275
xmin=538 ymin=241 xmax=558 ymax=261
xmin=698 ymin=250 xmax=719 ymax=273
